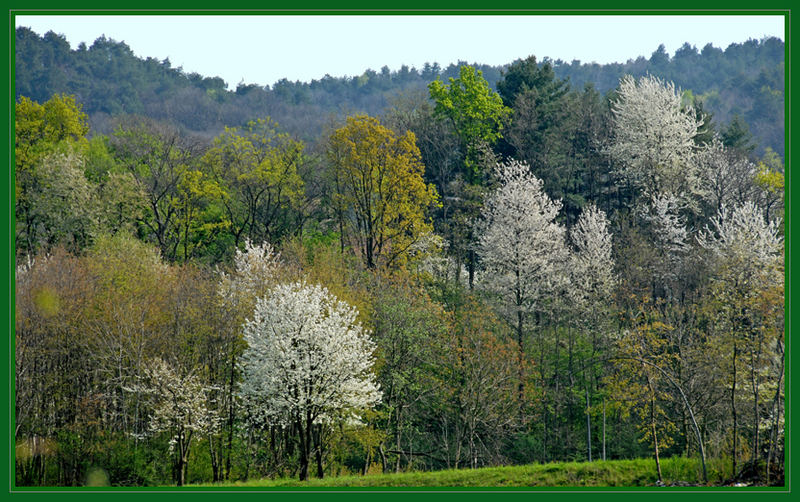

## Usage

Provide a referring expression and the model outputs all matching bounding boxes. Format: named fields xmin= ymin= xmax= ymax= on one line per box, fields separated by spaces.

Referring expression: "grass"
xmin=194 ymin=456 xmax=722 ymax=488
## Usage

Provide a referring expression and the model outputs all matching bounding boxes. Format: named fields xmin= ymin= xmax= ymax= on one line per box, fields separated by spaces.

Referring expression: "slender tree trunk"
xmin=645 ymin=369 xmax=662 ymax=483
xmin=225 ymin=353 xmax=236 ymax=481
xmin=517 ymin=307 xmax=525 ymax=416
xmin=651 ymin=395 xmax=662 ymax=483
xmin=395 ymin=424 xmax=402 ymax=473
xmin=731 ymin=343 xmax=738 ymax=477
xmin=468 ymin=249 xmax=475 ymax=290
xmin=379 ymin=443 xmax=388 ymax=474
xmin=750 ymin=335 xmax=762 ymax=465
xmin=585 ymin=385 xmax=592 ymax=462
xmin=602 ymin=399 xmax=607 ymax=461
xmin=314 ymin=425 xmax=324 ymax=479
xmin=362 ymin=447 xmax=371 ymax=476
xmin=297 ymin=417 xmax=309 ymax=481
xmin=766 ymin=339 xmax=784 ymax=485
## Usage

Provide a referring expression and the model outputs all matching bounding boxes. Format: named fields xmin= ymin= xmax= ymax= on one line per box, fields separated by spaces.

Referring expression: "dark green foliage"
xmin=16 ymin=28 xmax=783 ymax=157
xmin=550 ymin=38 xmax=784 ymax=157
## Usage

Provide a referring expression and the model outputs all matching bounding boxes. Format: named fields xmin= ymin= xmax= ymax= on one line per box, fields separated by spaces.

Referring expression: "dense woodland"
xmin=16 ymin=28 xmax=784 ymax=158
xmin=14 ymin=27 xmax=785 ymax=487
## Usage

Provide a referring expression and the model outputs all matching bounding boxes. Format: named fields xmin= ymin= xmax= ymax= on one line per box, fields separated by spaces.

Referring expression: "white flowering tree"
xmin=212 ymin=239 xmax=283 ymax=480
xmin=697 ymin=138 xmax=759 ymax=215
xmin=130 ymin=358 xmax=221 ymax=486
xmin=608 ymin=74 xmax=702 ymax=199
xmin=571 ymin=203 xmax=616 ymax=310
xmin=640 ymin=193 xmax=691 ymax=299
xmin=477 ymin=159 xmax=568 ymax=403
xmin=217 ymin=239 xmax=282 ymax=311
xmin=698 ymin=201 xmax=784 ymax=475
xmin=239 ymin=281 xmax=381 ymax=481
xmin=569 ymin=203 xmax=616 ymax=461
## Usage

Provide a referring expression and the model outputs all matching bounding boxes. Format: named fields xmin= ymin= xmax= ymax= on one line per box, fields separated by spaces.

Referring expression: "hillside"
xmin=15 ymin=27 xmax=784 ymax=157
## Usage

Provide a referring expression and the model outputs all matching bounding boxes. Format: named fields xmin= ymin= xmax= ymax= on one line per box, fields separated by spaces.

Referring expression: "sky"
xmin=16 ymin=15 xmax=785 ymax=89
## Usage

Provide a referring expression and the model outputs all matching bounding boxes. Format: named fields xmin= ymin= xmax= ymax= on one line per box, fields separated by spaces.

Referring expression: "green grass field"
xmin=196 ymin=457 xmax=725 ymax=488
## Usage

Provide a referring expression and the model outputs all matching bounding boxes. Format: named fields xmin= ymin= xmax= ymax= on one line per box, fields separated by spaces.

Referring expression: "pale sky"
xmin=15 ymin=15 xmax=785 ymax=89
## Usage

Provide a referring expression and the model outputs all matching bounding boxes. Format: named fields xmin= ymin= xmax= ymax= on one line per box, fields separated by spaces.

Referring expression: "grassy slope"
xmin=197 ymin=457 xmax=723 ymax=488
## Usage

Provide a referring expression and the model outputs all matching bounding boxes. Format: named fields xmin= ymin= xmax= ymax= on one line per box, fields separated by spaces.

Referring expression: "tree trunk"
xmin=750 ymin=336 xmax=761 ymax=465
xmin=651 ymin=395 xmax=662 ymax=483
xmin=379 ymin=443 xmax=388 ymax=473
xmin=645 ymin=370 xmax=662 ymax=483
xmin=585 ymin=386 xmax=592 ymax=462
xmin=731 ymin=343 xmax=738 ymax=477
xmin=602 ymin=399 xmax=607 ymax=461
xmin=314 ymin=425 xmax=324 ymax=479
xmin=297 ymin=417 xmax=309 ymax=481
xmin=225 ymin=353 xmax=236 ymax=480
xmin=468 ymin=249 xmax=475 ymax=290
xmin=766 ymin=339 xmax=784 ymax=485
xmin=517 ymin=307 xmax=525 ymax=417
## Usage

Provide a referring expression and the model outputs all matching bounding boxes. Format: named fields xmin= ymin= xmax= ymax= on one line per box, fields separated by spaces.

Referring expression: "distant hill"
xmin=15 ymin=27 xmax=784 ymax=157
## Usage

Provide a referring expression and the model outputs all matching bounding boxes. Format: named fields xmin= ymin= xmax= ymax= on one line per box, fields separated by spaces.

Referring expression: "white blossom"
xmin=477 ymin=159 xmax=569 ymax=318
xmin=643 ymin=193 xmax=691 ymax=259
xmin=696 ymin=137 xmax=759 ymax=212
xmin=570 ymin=203 xmax=616 ymax=306
xmin=239 ymin=281 xmax=381 ymax=428
xmin=697 ymin=201 xmax=783 ymax=269
xmin=217 ymin=239 xmax=281 ymax=305
xmin=608 ymin=74 xmax=702 ymax=198
xmin=127 ymin=358 xmax=222 ymax=441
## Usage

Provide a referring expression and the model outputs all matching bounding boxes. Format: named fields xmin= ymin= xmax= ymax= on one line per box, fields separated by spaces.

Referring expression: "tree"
xmin=608 ymin=74 xmax=702 ymax=199
xmin=110 ymin=116 xmax=203 ymax=261
xmin=15 ymin=94 xmax=91 ymax=255
xmin=496 ymin=55 xmax=573 ymax=187
xmin=369 ymin=274 xmax=447 ymax=473
xmin=570 ymin=204 xmax=616 ymax=461
xmin=203 ymin=118 xmax=305 ymax=249
xmin=18 ymin=149 xmax=97 ymax=254
xmin=640 ymin=193 xmax=691 ymax=300
xmin=327 ymin=115 xmax=439 ymax=269
xmin=436 ymin=296 xmax=522 ymax=469
xmin=15 ymin=94 xmax=89 ymax=178
xmin=428 ymin=65 xmax=511 ymax=178
xmin=697 ymin=138 xmax=759 ymax=217
xmin=170 ymin=165 xmax=228 ymax=262
xmin=477 ymin=159 xmax=568 ymax=406
xmin=698 ymin=201 xmax=783 ymax=476
xmin=571 ymin=204 xmax=615 ymax=306
xmin=128 ymin=358 xmax=221 ymax=486
xmin=608 ymin=306 xmax=678 ymax=484
xmin=239 ymin=281 xmax=381 ymax=480
xmin=496 ymin=55 xmax=569 ymax=109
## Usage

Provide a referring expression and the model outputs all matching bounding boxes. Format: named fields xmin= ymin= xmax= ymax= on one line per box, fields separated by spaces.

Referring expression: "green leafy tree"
xmin=171 ymin=166 xmax=228 ymax=262
xmin=428 ymin=65 xmax=510 ymax=179
xmin=203 ymin=118 xmax=305 ymax=250
xmin=110 ymin=117 xmax=200 ymax=261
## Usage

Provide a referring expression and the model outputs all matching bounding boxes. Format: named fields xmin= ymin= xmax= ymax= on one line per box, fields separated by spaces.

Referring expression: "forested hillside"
xmin=15 ymin=27 xmax=784 ymax=157
xmin=14 ymin=26 xmax=785 ymax=488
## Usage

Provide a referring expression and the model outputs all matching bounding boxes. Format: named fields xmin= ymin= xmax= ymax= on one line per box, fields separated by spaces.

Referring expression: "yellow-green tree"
xmin=171 ymin=166 xmax=228 ymax=262
xmin=607 ymin=303 xmax=677 ymax=484
xmin=327 ymin=115 xmax=439 ymax=269
xmin=15 ymin=94 xmax=89 ymax=178
xmin=15 ymin=95 xmax=92 ymax=254
xmin=203 ymin=118 xmax=305 ymax=249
